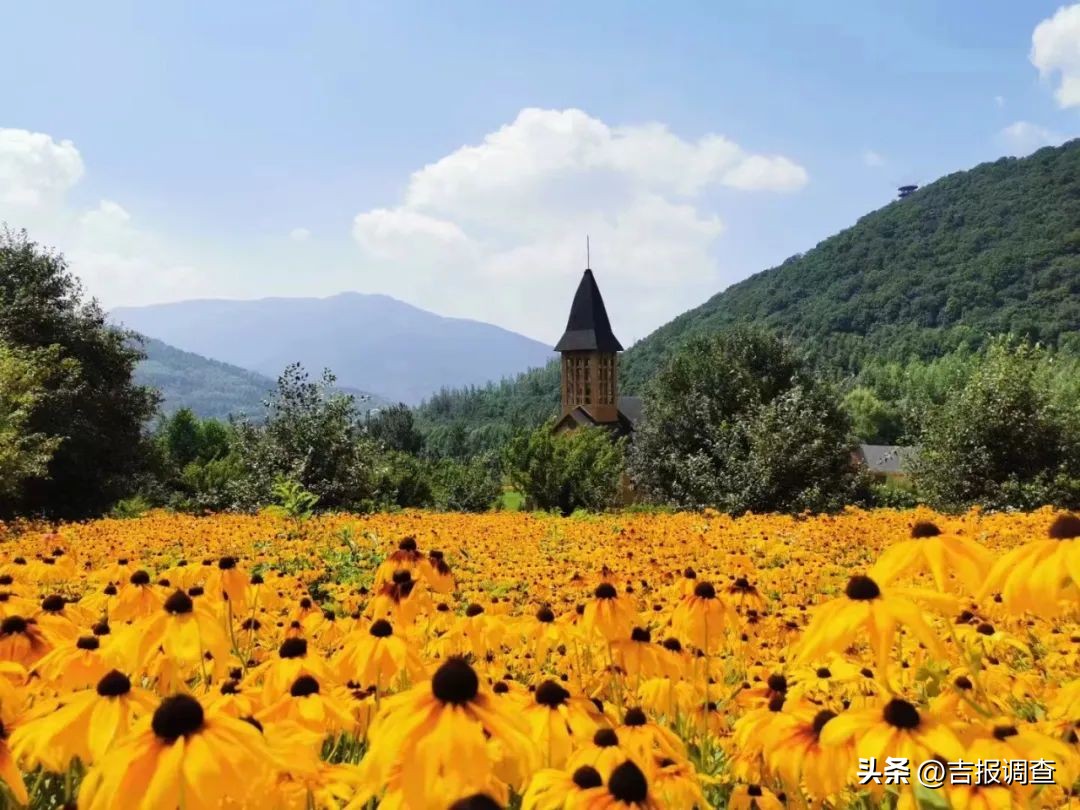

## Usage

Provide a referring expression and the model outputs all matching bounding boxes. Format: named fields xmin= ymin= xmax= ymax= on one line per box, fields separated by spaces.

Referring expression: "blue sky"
xmin=2 ymin=1 xmax=1078 ymax=343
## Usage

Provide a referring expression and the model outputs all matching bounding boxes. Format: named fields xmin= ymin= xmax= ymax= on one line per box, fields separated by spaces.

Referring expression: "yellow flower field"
xmin=0 ymin=508 xmax=1077 ymax=809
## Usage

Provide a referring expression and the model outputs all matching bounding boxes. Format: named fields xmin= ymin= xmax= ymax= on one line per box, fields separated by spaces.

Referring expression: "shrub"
xmin=627 ymin=327 xmax=865 ymax=513
xmin=505 ymin=422 xmax=625 ymax=515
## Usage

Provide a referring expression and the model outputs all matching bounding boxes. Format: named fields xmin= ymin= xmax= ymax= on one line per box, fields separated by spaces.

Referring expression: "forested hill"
xmin=621 ymin=138 xmax=1080 ymax=390
xmin=417 ymin=139 xmax=1080 ymax=453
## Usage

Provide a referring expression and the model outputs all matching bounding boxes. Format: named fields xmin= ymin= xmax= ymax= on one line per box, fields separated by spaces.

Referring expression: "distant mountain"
xmin=113 ymin=293 xmax=555 ymax=405
xmin=417 ymin=139 xmax=1080 ymax=452
xmin=134 ymin=337 xmax=385 ymax=421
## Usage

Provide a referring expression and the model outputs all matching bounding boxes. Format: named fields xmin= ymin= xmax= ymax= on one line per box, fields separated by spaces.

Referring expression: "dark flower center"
xmin=93 ymin=621 xmax=110 ymax=636
xmin=976 ymin=622 xmax=995 ymax=636
xmin=768 ymin=694 xmax=785 ymax=712
xmin=630 ymin=627 xmax=651 ymax=643
xmin=767 ymin=673 xmax=788 ymax=692
xmin=164 ymin=590 xmax=193 ymax=615
xmin=96 ymin=670 xmax=132 ymax=697
xmin=432 ymin=657 xmax=479 ymax=705
xmin=0 ymin=616 xmax=27 ymax=635
xmin=954 ymin=675 xmax=973 ymax=690
xmin=535 ymin=680 xmax=570 ymax=708
xmin=623 ymin=707 xmax=647 ymax=726
xmin=608 ymin=760 xmax=648 ymax=803
xmin=41 ymin=594 xmax=65 ymax=613
xmin=733 ymin=577 xmax=751 ymax=591
xmin=369 ymin=619 xmax=393 ymax=637
xmin=812 ymin=709 xmax=836 ymax=737
xmin=279 ymin=637 xmax=308 ymax=658
xmin=392 ymin=569 xmax=412 ymax=585
xmin=290 ymin=675 xmax=320 ymax=697
xmin=594 ymin=583 xmax=617 ymax=599
xmin=398 ymin=537 xmax=418 ymax=552
xmin=993 ymin=725 xmax=1018 ymax=740
xmin=218 ymin=556 xmax=237 ymax=570
xmin=911 ymin=521 xmax=941 ymax=538
xmin=465 ymin=603 xmax=484 ymax=617
xmin=693 ymin=582 xmax=716 ymax=599
xmin=152 ymin=694 xmax=205 ymax=741
xmin=103 ymin=584 xmax=118 ymax=595
xmin=816 ymin=667 xmax=832 ymax=679
xmin=1049 ymin=513 xmax=1080 ymax=539
xmin=536 ymin=606 xmax=555 ymax=623
xmin=77 ymin=636 xmax=100 ymax=650
xmin=748 ymin=785 xmax=763 ymax=797
xmin=130 ymin=570 xmax=151 ymax=586
xmin=594 ymin=728 xmax=619 ymax=747
xmin=883 ymin=698 xmax=921 ymax=730
xmin=220 ymin=680 xmax=240 ymax=695
xmin=845 ymin=575 xmax=881 ymax=601
xmin=572 ymin=765 xmax=604 ymax=789
xmin=492 ymin=681 xmax=509 ymax=694
xmin=662 ymin=638 xmax=682 ymax=653
xmin=448 ymin=795 xmax=501 ymax=810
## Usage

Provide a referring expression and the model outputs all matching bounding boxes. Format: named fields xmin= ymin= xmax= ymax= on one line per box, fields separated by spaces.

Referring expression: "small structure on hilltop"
xmin=897 ymin=184 xmax=918 ymax=199
xmin=552 ymin=266 xmax=642 ymax=436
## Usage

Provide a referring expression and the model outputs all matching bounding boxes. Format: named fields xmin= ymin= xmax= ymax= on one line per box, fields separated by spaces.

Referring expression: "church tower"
xmin=554 ymin=267 xmax=623 ymax=424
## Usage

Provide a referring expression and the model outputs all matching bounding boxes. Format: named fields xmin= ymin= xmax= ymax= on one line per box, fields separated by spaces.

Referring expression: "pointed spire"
xmin=554 ymin=268 xmax=623 ymax=352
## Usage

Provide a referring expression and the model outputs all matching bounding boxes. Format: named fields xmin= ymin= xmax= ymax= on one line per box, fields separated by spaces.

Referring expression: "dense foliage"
xmin=911 ymin=340 xmax=1080 ymax=511
xmin=0 ymin=343 xmax=74 ymax=499
xmin=0 ymin=229 xmax=158 ymax=518
xmin=417 ymin=140 xmax=1080 ymax=447
xmin=504 ymin=421 xmax=626 ymax=514
xmin=628 ymin=328 xmax=864 ymax=512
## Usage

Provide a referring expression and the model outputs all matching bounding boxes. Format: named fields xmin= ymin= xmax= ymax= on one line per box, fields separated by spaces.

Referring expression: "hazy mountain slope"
xmin=113 ymin=293 xmax=555 ymax=405
xmin=134 ymin=337 xmax=385 ymax=420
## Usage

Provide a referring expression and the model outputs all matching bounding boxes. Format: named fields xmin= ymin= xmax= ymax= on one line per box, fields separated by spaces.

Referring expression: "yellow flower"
xmin=78 ymin=693 xmax=273 ymax=810
xmin=582 ymin=583 xmax=637 ymax=642
xmin=820 ymin=697 xmax=963 ymax=771
xmin=11 ymin=669 xmax=156 ymax=769
xmin=576 ymin=760 xmax=664 ymax=809
xmin=360 ymin=657 xmax=538 ymax=808
xmin=871 ymin=519 xmax=992 ymax=594
xmin=796 ymin=574 xmax=952 ymax=675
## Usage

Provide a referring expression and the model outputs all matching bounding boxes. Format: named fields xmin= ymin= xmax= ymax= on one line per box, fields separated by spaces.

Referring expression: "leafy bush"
xmin=627 ymin=328 xmax=865 ymax=513
xmin=432 ymin=455 xmax=501 ymax=512
xmin=911 ymin=338 xmax=1080 ymax=511
xmin=231 ymin=364 xmax=380 ymax=511
xmin=505 ymin=421 xmax=625 ymax=515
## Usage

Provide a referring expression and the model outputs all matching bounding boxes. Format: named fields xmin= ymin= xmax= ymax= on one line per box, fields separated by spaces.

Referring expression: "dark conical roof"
xmin=554 ymin=268 xmax=623 ymax=352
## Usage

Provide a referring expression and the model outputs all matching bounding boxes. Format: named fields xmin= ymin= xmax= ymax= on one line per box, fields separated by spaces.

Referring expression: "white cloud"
xmin=288 ymin=227 xmax=311 ymax=241
xmin=0 ymin=128 xmax=83 ymax=209
xmin=862 ymin=149 xmax=885 ymax=167
xmin=1032 ymin=4 xmax=1080 ymax=108
xmin=0 ymin=129 xmax=206 ymax=306
xmin=999 ymin=120 xmax=1065 ymax=156
xmin=351 ymin=107 xmax=807 ymax=341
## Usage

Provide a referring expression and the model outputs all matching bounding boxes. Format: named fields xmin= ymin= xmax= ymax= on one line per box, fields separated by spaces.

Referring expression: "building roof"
xmin=554 ymin=269 xmax=624 ymax=353
xmin=856 ymin=444 xmax=918 ymax=475
xmin=553 ymin=396 xmax=643 ymax=437
xmin=617 ymin=395 xmax=643 ymax=426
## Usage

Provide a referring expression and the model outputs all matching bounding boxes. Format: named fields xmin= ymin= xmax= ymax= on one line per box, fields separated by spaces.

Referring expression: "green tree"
xmin=432 ymin=455 xmax=501 ymax=512
xmin=366 ymin=403 xmax=424 ymax=455
xmin=843 ymin=386 xmax=904 ymax=444
xmin=911 ymin=339 xmax=1080 ymax=511
xmin=0 ymin=343 xmax=76 ymax=499
xmin=0 ymin=229 xmax=158 ymax=518
xmin=505 ymin=422 xmax=625 ymax=515
xmin=231 ymin=364 xmax=379 ymax=510
xmin=627 ymin=328 xmax=863 ymax=513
